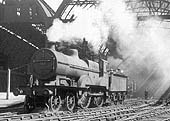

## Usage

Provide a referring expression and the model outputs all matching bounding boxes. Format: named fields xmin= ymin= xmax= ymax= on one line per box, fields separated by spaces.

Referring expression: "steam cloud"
xmin=47 ymin=0 xmax=170 ymax=98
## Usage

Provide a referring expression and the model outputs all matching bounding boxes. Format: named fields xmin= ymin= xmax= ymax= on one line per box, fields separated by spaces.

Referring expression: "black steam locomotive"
xmin=13 ymin=48 xmax=128 ymax=112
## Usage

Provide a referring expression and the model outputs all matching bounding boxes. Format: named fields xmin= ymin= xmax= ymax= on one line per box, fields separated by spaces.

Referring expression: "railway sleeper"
xmin=1 ymin=99 xmax=146 ymax=120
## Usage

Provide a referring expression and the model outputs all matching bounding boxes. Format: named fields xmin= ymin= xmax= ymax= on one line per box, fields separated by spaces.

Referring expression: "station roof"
xmin=0 ymin=0 xmax=54 ymax=27
xmin=126 ymin=0 xmax=170 ymax=21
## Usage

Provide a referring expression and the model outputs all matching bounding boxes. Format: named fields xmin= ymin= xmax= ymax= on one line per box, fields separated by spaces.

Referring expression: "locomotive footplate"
xmin=13 ymin=85 xmax=87 ymax=97
xmin=13 ymin=85 xmax=107 ymax=99
xmin=86 ymin=85 xmax=107 ymax=93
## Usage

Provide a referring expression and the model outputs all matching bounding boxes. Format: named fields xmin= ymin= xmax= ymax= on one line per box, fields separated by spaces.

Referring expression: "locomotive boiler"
xmin=13 ymin=47 xmax=129 ymax=112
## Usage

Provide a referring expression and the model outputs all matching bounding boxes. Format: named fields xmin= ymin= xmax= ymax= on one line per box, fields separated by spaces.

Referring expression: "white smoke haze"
xmin=47 ymin=0 xmax=170 ymax=98
xmin=44 ymin=0 xmax=63 ymax=11
xmin=47 ymin=6 xmax=109 ymax=51
xmin=121 ymin=19 xmax=170 ymax=98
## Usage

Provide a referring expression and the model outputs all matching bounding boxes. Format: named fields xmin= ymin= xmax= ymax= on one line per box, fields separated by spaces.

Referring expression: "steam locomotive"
xmin=13 ymin=47 xmax=128 ymax=112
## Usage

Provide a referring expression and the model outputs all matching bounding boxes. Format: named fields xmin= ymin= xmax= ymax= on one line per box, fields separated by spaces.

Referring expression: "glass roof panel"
xmin=38 ymin=0 xmax=53 ymax=17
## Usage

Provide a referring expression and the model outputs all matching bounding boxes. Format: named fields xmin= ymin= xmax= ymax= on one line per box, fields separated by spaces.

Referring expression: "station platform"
xmin=0 ymin=92 xmax=25 ymax=108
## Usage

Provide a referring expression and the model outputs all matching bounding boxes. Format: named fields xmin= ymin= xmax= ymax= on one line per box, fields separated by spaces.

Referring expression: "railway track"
xmin=0 ymin=104 xmax=24 ymax=114
xmin=121 ymin=106 xmax=170 ymax=121
xmin=0 ymin=99 xmax=152 ymax=121
xmin=1 ymin=99 xmax=169 ymax=121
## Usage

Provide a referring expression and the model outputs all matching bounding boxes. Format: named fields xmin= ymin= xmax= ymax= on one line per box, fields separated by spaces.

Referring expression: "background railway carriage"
xmin=13 ymin=48 xmax=129 ymax=112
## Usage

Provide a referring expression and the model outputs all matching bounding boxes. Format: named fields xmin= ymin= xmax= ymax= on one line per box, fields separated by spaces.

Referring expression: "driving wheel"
xmin=79 ymin=91 xmax=91 ymax=109
xmin=94 ymin=96 xmax=104 ymax=107
xmin=66 ymin=93 xmax=76 ymax=111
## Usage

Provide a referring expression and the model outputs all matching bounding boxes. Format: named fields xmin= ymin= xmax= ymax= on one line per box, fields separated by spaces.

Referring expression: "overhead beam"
xmin=137 ymin=15 xmax=170 ymax=21
xmin=54 ymin=0 xmax=98 ymax=23
xmin=126 ymin=0 xmax=170 ymax=21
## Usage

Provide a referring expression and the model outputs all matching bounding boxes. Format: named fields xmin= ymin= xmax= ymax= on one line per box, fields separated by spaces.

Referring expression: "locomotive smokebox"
xmin=30 ymin=49 xmax=57 ymax=80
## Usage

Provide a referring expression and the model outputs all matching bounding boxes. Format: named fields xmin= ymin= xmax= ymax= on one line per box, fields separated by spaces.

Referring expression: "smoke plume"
xmin=47 ymin=0 xmax=170 ymax=98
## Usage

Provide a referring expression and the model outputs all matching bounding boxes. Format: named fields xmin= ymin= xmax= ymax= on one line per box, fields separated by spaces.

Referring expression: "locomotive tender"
xmin=13 ymin=47 xmax=128 ymax=112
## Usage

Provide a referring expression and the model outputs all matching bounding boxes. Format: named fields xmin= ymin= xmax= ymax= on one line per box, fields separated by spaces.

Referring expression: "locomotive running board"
xmin=88 ymin=92 xmax=104 ymax=97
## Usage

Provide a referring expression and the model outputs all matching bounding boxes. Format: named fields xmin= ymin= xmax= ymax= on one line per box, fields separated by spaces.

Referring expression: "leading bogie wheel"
xmin=24 ymin=96 xmax=35 ymax=113
xmin=66 ymin=93 xmax=76 ymax=111
xmin=48 ymin=95 xmax=62 ymax=111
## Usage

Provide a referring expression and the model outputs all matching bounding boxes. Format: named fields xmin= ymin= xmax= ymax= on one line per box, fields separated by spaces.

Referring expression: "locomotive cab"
xmin=99 ymin=59 xmax=108 ymax=77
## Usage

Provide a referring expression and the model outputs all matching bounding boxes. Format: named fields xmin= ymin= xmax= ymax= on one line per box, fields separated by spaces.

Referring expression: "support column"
xmin=6 ymin=68 xmax=11 ymax=100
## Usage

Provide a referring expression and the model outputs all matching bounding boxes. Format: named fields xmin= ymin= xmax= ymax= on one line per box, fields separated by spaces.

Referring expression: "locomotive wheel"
xmin=118 ymin=93 xmax=123 ymax=104
xmin=24 ymin=96 xmax=35 ymax=113
xmin=80 ymin=91 xmax=91 ymax=109
xmin=66 ymin=93 xmax=76 ymax=111
xmin=113 ymin=94 xmax=118 ymax=105
xmin=94 ymin=96 xmax=104 ymax=107
xmin=114 ymin=101 xmax=117 ymax=105
xmin=119 ymin=94 xmax=124 ymax=104
xmin=123 ymin=93 xmax=126 ymax=101
xmin=48 ymin=95 xmax=62 ymax=111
